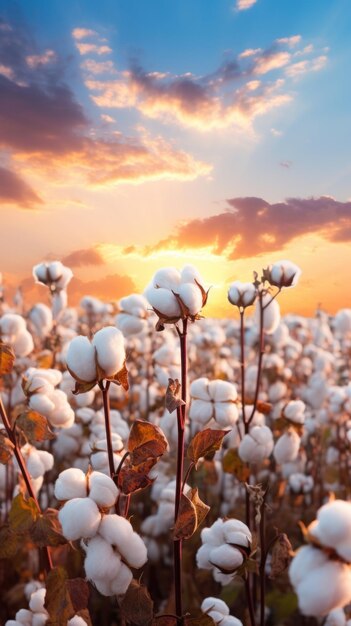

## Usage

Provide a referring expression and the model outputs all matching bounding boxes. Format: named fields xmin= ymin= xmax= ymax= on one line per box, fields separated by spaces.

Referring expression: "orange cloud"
xmin=122 ymin=196 xmax=351 ymax=259
xmin=61 ymin=247 xmax=106 ymax=267
xmin=0 ymin=166 xmax=42 ymax=208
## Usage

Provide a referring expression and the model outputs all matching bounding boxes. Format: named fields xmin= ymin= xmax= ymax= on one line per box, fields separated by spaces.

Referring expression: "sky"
xmin=0 ymin=0 xmax=351 ymax=318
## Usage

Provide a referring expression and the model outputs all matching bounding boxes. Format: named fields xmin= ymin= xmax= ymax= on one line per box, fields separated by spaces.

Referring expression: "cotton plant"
xmin=33 ymin=260 xmax=73 ymax=321
xmin=0 ymin=313 xmax=34 ymax=357
xmin=4 ymin=586 xmax=89 ymax=626
xmin=115 ymin=293 xmax=150 ymax=336
xmin=22 ymin=367 xmax=75 ymax=429
xmin=201 ymin=597 xmax=243 ymax=625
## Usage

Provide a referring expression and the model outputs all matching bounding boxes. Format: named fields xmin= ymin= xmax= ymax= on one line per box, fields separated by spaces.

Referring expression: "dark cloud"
xmin=130 ymin=196 xmax=351 ymax=259
xmin=0 ymin=166 xmax=42 ymax=207
xmin=61 ymin=247 xmax=105 ymax=267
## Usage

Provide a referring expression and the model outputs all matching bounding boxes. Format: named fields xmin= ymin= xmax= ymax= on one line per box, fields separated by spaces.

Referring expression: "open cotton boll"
xmin=239 ymin=425 xmax=274 ymax=464
xmin=295 ymin=560 xmax=351 ymax=617
xmin=228 ymin=281 xmax=257 ymax=308
xmin=32 ymin=615 xmax=48 ymax=626
xmin=325 ymin=609 xmax=347 ymax=626
xmin=54 ymin=468 xmax=87 ymax=501
xmin=308 ymin=500 xmax=351 ymax=560
xmin=25 ymin=448 xmax=50 ymax=479
xmin=45 ymin=389 xmax=75 ymax=428
xmin=201 ymin=518 xmax=225 ymax=546
xmin=99 ymin=514 xmax=147 ymax=568
xmin=284 ymin=400 xmax=305 ymax=424
xmin=201 ymin=597 xmax=229 ymax=616
xmin=84 ymin=536 xmax=122 ymax=581
xmin=29 ymin=393 xmax=55 ymax=414
xmin=254 ymin=294 xmax=281 ymax=335
xmin=178 ymin=283 xmax=203 ymax=315
xmin=59 ymin=498 xmax=101 ymax=540
xmin=29 ymin=588 xmax=47 ymax=613
xmin=210 ymin=380 xmax=237 ymax=403
xmin=110 ymin=562 xmax=133 ymax=596
xmin=92 ymin=326 xmax=125 ymax=377
xmin=189 ymin=399 xmax=213 ymax=425
xmin=67 ymin=617 xmax=88 ymax=626
xmin=267 ymin=260 xmax=301 ymax=288
xmin=66 ymin=336 xmax=97 ymax=383
xmin=116 ymin=313 xmax=145 ymax=336
xmin=28 ymin=304 xmax=53 ymax=338
xmin=14 ymin=609 xmax=33 ymax=625
xmin=13 ymin=330 xmax=34 ymax=357
xmin=88 ymin=472 xmax=118 ymax=508
xmin=145 ymin=285 xmax=181 ymax=318
xmin=0 ymin=313 xmax=27 ymax=335
xmin=189 ymin=377 xmax=211 ymax=401
xmin=153 ymin=267 xmax=181 ymax=290
xmin=273 ymin=430 xmax=300 ymax=465
xmin=289 ymin=473 xmax=314 ymax=494
xmin=223 ymin=519 xmax=252 ymax=547
xmin=209 ymin=544 xmax=244 ymax=572
xmin=180 ymin=264 xmax=204 ymax=285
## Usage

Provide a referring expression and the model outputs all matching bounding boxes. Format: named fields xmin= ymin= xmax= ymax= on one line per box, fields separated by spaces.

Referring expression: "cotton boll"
xmin=29 ymin=588 xmax=46 ymax=613
xmin=201 ymin=597 xmax=229 ymax=616
xmin=145 ymin=285 xmax=181 ymax=318
xmin=178 ymin=283 xmax=203 ymax=315
xmin=13 ymin=330 xmax=34 ymax=357
xmin=190 ymin=378 xmax=211 ymax=401
xmin=273 ymin=430 xmax=300 ymax=465
xmin=239 ymin=426 xmax=274 ymax=464
xmin=66 ymin=336 xmax=97 ymax=383
xmin=209 ymin=545 xmax=244 ymax=572
xmin=289 ymin=545 xmax=329 ymax=589
xmin=98 ymin=514 xmax=147 ymax=567
xmin=88 ymin=471 xmax=118 ymax=508
xmin=24 ymin=581 xmax=44 ymax=601
xmin=268 ymin=260 xmax=301 ymax=288
xmin=254 ymin=295 xmax=281 ymax=335
xmin=295 ymin=560 xmax=351 ymax=617
xmin=67 ymin=617 xmax=88 ymax=626
xmin=92 ymin=326 xmax=125 ymax=377
xmin=26 ymin=449 xmax=46 ymax=479
xmin=84 ymin=536 xmax=122 ymax=582
xmin=0 ymin=313 xmax=27 ymax=335
xmin=54 ymin=468 xmax=87 ymax=501
xmin=196 ymin=543 xmax=215 ymax=569
xmin=325 ymin=609 xmax=347 ymax=626
xmin=180 ymin=264 xmax=204 ymax=285
xmin=223 ymin=519 xmax=252 ymax=547
xmin=28 ymin=304 xmax=53 ymax=339
xmin=189 ymin=399 xmax=213 ymax=425
xmin=14 ymin=609 xmax=33 ymax=625
xmin=210 ymin=380 xmax=237 ymax=403
xmin=153 ymin=267 xmax=181 ymax=290
xmin=228 ymin=282 xmax=257 ymax=308
xmin=284 ymin=400 xmax=305 ymax=424
xmin=29 ymin=393 xmax=55 ymax=414
xmin=31 ymin=615 xmax=48 ymax=626
xmin=59 ymin=498 xmax=101 ymax=540
xmin=110 ymin=562 xmax=133 ymax=596
xmin=308 ymin=500 xmax=351 ymax=560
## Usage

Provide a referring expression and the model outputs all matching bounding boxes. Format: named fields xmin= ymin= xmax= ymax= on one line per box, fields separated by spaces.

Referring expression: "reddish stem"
xmin=0 ymin=396 xmax=52 ymax=573
xmin=247 ymin=292 xmax=265 ymax=427
xmin=99 ymin=380 xmax=115 ymax=478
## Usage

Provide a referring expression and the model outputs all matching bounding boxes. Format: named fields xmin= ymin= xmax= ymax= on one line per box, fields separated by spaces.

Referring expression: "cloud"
xmin=285 ymin=55 xmax=327 ymax=78
xmin=279 ymin=160 xmax=292 ymax=168
xmin=236 ymin=0 xmax=258 ymax=10
xmin=72 ymin=28 xmax=98 ymax=40
xmin=125 ymin=196 xmax=351 ymax=259
xmin=0 ymin=18 xmax=209 ymax=197
xmin=75 ymin=43 xmax=112 ymax=56
xmin=61 ymin=247 xmax=106 ymax=267
xmin=0 ymin=166 xmax=42 ymax=208
xmin=83 ymin=34 xmax=327 ymax=132
xmin=68 ymin=273 xmax=136 ymax=303
xmin=81 ymin=59 xmax=116 ymax=75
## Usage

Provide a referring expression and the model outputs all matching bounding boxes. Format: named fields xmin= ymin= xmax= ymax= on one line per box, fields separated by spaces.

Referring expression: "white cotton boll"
xmin=29 ymin=304 xmax=53 ymax=338
xmin=254 ymin=294 xmax=281 ymax=335
xmin=180 ymin=264 xmax=203 ymax=285
xmin=309 ymin=500 xmax=351 ymax=560
xmin=13 ymin=330 xmax=34 ymax=357
xmin=55 ymin=266 xmax=73 ymax=290
xmin=26 ymin=449 xmax=46 ymax=479
xmin=124 ymin=532 xmax=148 ymax=569
xmin=46 ymin=389 xmax=75 ymax=428
xmin=99 ymin=515 xmax=147 ymax=567
xmin=88 ymin=472 xmax=118 ymax=508
xmin=190 ymin=377 xmax=211 ymax=401
xmin=0 ymin=313 xmax=27 ymax=335
xmin=54 ymin=468 xmax=87 ymax=501
xmin=215 ymin=403 xmax=239 ymax=427
xmin=210 ymin=380 xmax=237 ymax=403
xmin=210 ymin=545 xmax=244 ymax=572
xmin=284 ymin=400 xmax=305 ymax=424
xmin=178 ymin=283 xmax=203 ymax=315
xmin=268 ymin=260 xmax=301 ymax=288
xmin=289 ymin=473 xmax=314 ymax=494
xmin=76 ymin=407 xmax=95 ymax=424
xmin=201 ymin=519 xmax=225 ymax=546
xmin=31 ymin=615 xmax=48 ymax=626
xmin=67 ymin=617 xmax=88 ymax=626
xmin=37 ymin=450 xmax=54 ymax=473
xmin=239 ymin=426 xmax=274 ymax=464
xmin=15 ymin=609 xmax=33 ymax=625
xmin=47 ymin=261 xmax=64 ymax=281
xmin=66 ymin=336 xmax=97 ymax=383
xmin=289 ymin=545 xmax=328 ymax=588
xmin=92 ymin=326 xmax=125 ymax=377
xmin=189 ymin=399 xmax=213 ymax=425
xmin=325 ymin=609 xmax=347 ymax=626
xmin=201 ymin=597 xmax=229 ymax=616
xmin=296 ymin=560 xmax=351 ymax=617
xmin=84 ymin=536 xmax=121 ymax=582
xmin=110 ymin=562 xmax=133 ymax=596
xmin=29 ymin=393 xmax=55 ymax=414
xmin=29 ymin=588 xmax=46 ymax=613
xmin=116 ymin=313 xmax=145 ymax=336
xmin=223 ymin=519 xmax=252 ymax=547
xmin=273 ymin=430 xmax=300 ymax=465
xmin=59 ymin=498 xmax=101 ymax=540
xmin=24 ymin=581 xmax=43 ymax=601
xmin=228 ymin=281 xmax=257 ymax=308
xmin=145 ymin=285 xmax=181 ymax=318
xmin=52 ymin=290 xmax=67 ymax=320
xmin=153 ymin=267 xmax=181 ymax=290
xmin=196 ymin=543 xmax=214 ymax=569
xmin=221 ymin=618 xmax=243 ymax=626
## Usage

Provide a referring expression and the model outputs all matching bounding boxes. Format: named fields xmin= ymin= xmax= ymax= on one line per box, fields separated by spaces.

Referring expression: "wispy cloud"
xmin=236 ymin=0 xmax=258 ymax=11
xmin=61 ymin=247 xmax=106 ymax=267
xmin=121 ymin=196 xmax=351 ymax=259
xmin=0 ymin=166 xmax=43 ymax=208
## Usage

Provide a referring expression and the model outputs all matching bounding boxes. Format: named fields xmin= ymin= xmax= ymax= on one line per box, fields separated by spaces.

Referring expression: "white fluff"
xmin=59 ymin=498 xmax=101 ymax=540
xmin=228 ymin=281 xmax=257 ymax=308
xmin=88 ymin=472 xmax=118 ymax=508
xmin=268 ymin=260 xmax=301 ymax=288
xmin=92 ymin=326 xmax=125 ymax=377
xmin=273 ymin=430 xmax=300 ymax=465
xmin=54 ymin=468 xmax=87 ymax=501
xmin=66 ymin=335 xmax=97 ymax=383
xmin=145 ymin=285 xmax=181 ymax=318
xmin=239 ymin=425 xmax=274 ymax=464
xmin=98 ymin=514 xmax=147 ymax=568
xmin=67 ymin=617 xmax=88 ymax=626
xmin=254 ymin=294 xmax=281 ymax=335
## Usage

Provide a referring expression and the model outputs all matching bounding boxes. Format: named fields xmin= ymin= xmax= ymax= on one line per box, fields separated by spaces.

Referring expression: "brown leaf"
xmin=187 ymin=488 xmax=210 ymax=529
xmin=187 ymin=429 xmax=228 ymax=466
xmin=72 ymin=380 xmax=97 ymax=396
xmin=9 ymin=493 xmax=38 ymax=532
xmin=174 ymin=492 xmax=197 ymax=540
xmin=0 ymin=524 xmax=23 ymax=558
xmin=222 ymin=448 xmax=250 ymax=482
xmin=16 ymin=410 xmax=55 ymax=443
xmin=31 ymin=509 xmax=67 ymax=548
xmin=45 ymin=568 xmax=90 ymax=625
xmin=270 ymin=533 xmax=293 ymax=578
xmin=152 ymin=618 xmax=177 ymax=626
xmin=0 ymin=342 xmax=15 ymax=375
xmin=165 ymin=378 xmax=185 ymax=414
xmin=118 ymin=464 xmax=154 ymax=495
xmin=109 ymin=361 xmax=129 ymax=391
xmin=128 ymin=420 xmax=169 ymax=465
xmin=0 ymin=430 xmax=15 ymax=464
xmin=120 ymin=579 xmax=154 ymax=625
xmin=256 ymin=400 xmax=273 ymax=415
xmin=66 ymin=578 xmax=90 ymax=612
xmin=36 ymin=350 xmax=54 ymax=369
xmin=185 ymin=616 xmax=216 ymax=626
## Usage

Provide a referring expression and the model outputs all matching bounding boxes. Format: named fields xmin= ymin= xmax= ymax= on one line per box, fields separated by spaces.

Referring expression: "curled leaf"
xmin=128 ymin=420 xmax=169 ymax=465
xmin=165 ymin=378 xmax=185 ymax=414
xmin=0 ymin=430 xmax=15 ymax=464
xmin=16 ymin=410 xmax=55 ymax=443
xmin=174 ymin=492 xmax=197 ymax=540
xmin=187 ymin=428 xmax=228 ymax=467
xmin=0 ymin=342 xmax=15 ymax=375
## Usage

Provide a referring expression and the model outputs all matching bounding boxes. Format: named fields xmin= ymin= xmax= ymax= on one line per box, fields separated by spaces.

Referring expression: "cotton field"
xmin=0 ymin=261 xmax=351 ymax=626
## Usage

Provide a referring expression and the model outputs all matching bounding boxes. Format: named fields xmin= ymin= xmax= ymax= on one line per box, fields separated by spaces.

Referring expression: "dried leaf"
xmin=165 ymin=378 xmax=185 ymax=414
xmin=0 ymin=430 xmax=15 ymax=464
xmin=66 ymin=578 xmax=90 ymax=612
xmin=16 ymin=410 xmax=55 ymax=443
xmin=256 ymin=400 xmax=273 ymax=415
xmin=187 ymin=488 xmax=210 ymax=529
xmin=9 ymin=494 xmax=38 ymax=532
xmin=185 ymin=615 xmax=216 ymax=626
xmin=270 ymin=533 xmax=293 ymax=578
xmin=222 ymin=448 xmax=250 ymax=482
xmin=45 ymin=568 xmax=90 ymax=625
xmin=152 ymin=618 xmax=177 ymax=626
xmin=118 ymin=464 xmax=154 ymax=495
xmin=0 ymin=524 xmax=23 ymax=558
xmin=128 ymin=420 xmax=169 ymax=465
xmin=31 ymin=509 xmax=67 ymax=548
xmin=187 ymin=429 xmax=228 ymax=467
xmin=109 ymin=361 xmax=129 ymax=391
xmin=174 ymin=492 xmax=197 ymax=540
xmin=72 ymin=380 xmax=97 ymax=396
xmin=36 ymin=350 xmax=54 ymax=369
xmin=120 ymin=579 xmax=154 ymax=626
xmin=0 ymin=342 xmax=15 ymax=375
